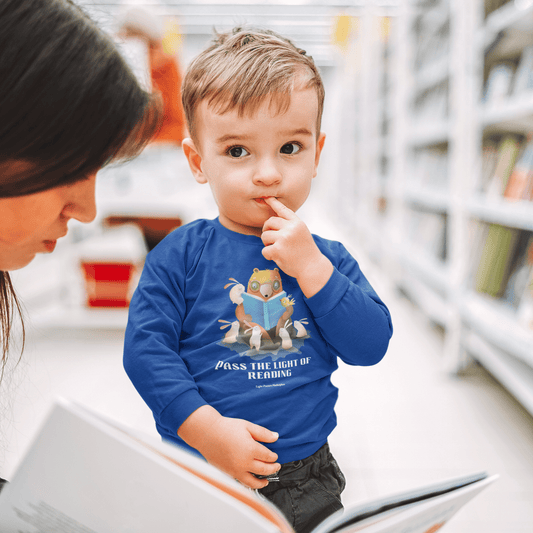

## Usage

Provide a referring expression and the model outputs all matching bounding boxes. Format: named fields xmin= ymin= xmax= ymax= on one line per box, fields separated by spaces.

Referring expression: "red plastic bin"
xmin=81 ymin=262 xmax=135 ymax=308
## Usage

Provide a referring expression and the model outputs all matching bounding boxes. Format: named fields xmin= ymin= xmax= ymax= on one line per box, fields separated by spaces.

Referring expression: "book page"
xmin=313 ymin=475 xmax=497 ymax=533
xmin=242 ymin=291 xmax=286 ymax=330
xmin=0 ymin=399 xmax=291 ymax=533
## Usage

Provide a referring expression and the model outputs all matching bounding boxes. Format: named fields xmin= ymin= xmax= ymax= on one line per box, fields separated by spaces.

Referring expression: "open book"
xmin=242 ymin=290 xmax=287 ymax=330
xmin=0 ymin=399 xmax=497 ymax=533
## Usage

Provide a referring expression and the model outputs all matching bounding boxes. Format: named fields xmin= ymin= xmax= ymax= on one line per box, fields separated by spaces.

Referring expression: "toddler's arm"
xmin=124 ymin=259 xmax=280 ymax=489
xmin=261 ymin=197 xmax=392 ymax=366
xmin=178 ymin=405 xmax=281 ymax=489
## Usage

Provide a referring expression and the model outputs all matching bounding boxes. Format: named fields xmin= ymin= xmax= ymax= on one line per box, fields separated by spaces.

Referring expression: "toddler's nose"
xmin=253 ymin=158 xmax=282 ymax=186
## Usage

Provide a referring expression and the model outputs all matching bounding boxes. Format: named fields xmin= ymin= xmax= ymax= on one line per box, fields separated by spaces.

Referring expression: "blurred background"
xmin=3 ymin=0 xmax=533 ymax=531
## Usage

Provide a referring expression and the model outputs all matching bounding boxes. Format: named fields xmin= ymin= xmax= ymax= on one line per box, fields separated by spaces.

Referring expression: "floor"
xmin=2 ymin=210 xmax=533 ymax=532
xmin=330 ymin=289 xmax=533 ymax=532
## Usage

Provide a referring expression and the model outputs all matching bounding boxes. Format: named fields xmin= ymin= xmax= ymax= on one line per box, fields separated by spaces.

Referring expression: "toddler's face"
xmin=183 ymin=88 xmax=325 ymax=237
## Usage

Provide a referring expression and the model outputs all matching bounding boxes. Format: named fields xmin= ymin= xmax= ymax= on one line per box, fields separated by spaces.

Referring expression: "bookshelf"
xmin=396 ymin=0 xmax=458 ymax=329
xmin=460 ymin=0 xmax=533 ymax=415
xmin=332 ymin=0 xmax=533 ymax=418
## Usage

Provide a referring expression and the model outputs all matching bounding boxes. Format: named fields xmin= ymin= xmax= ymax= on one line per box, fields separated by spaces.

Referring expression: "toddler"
xmin=124 ymin=27 xmax=393 ymax=533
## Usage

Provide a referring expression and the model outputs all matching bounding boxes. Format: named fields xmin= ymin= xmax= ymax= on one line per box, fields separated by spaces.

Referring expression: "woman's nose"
xmin=61 ymin=173 xmax=97 ymax=223
xmin=253 ymin=158 xmax=282 ymax=186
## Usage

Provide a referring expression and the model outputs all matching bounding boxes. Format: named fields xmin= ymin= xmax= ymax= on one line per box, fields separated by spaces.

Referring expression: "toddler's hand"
xmin=209 ymin=416 xmax=280 ymax=488
xmin=178 ymin=406 xmax=280 ymax=489
xmin=262 ymin=197 xmax=333 ymax=298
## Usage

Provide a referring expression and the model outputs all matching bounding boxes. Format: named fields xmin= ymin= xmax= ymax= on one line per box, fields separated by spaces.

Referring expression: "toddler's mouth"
xmin=254 ymin=196 xmax=276 ymax=205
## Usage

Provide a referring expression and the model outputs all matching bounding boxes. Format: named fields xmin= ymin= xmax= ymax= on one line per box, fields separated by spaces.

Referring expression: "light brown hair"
xmin=181 ymin=27 xmax=325 ymax=144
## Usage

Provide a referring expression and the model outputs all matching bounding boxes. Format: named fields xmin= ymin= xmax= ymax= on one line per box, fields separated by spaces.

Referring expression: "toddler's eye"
xmin=228 ymin=146 xmax=249 ymax=158
xmin=280 ymin=143 xmax=301 ymax=155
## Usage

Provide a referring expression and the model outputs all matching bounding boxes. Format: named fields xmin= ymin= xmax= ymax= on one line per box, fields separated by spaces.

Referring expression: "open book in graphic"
xmin=0 ymin=399 xmax=497 ymax=533
xmin=242 ymin=290 xmax=287 ymax=330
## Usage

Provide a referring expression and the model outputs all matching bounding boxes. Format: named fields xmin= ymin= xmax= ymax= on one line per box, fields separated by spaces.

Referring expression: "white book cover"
xmin=0 ymin=399 xmax=289 ymax=533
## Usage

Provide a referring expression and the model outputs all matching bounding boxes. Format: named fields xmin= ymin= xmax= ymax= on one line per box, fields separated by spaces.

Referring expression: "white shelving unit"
xmin=336 ymin=0 xmax=533 ymax=418
xmin=396 ymin=0 xmax=457 ymax=329
xmin=460 ymin=0 xmax=533 ymax=416
xmin=79 ymin=0 xmax=345 ymax=68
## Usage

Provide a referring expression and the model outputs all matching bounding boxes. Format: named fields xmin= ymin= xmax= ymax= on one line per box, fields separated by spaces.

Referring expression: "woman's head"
xmin=0 ymin=0 xmax=162 ymax=272
xmin=0 ymin=0 xmax=161 ymax=369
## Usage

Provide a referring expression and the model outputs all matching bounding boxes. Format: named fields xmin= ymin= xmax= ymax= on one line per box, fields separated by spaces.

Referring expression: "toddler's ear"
xmin=182 ymin=138 xmax=207 ymax=184
xmin=313 ymin=132 xmax=326 ymax=178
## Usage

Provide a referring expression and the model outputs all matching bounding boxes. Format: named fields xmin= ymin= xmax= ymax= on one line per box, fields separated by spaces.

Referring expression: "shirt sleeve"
xmin=123 ymin=245 xmax=207 ymax=436
xmin=304 ymin=240 xmax=393 ymax=366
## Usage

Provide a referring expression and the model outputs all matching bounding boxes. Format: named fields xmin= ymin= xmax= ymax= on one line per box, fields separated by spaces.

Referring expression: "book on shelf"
xmin=0 ymin=398 xmax=498 ymax=533
xmin=512 ymin=44 xmax=533 ymax=96
xmin=485 ymin=135 xmax=522 ymax=199
xmin=479 ymin=139 xmax=499 ymax=193
xmin=517 ymin=238 xmax=533 ymax=330
xmin=502 ymin=234 xmax=533 ymax=308
xmin=483 ymin=62 xmax=515 ymax=104
xmin=503 ymin=134 xmax=533 ymax=201
xmin=485 ymin=0 xmax=512 ymax=18
xmin=474 ymin=223 xmax=521 ymax=298
xmin=468 ymin=220 xmax=490 ymax=283
xmin=406 ymin=209 xmax=446 ymax=262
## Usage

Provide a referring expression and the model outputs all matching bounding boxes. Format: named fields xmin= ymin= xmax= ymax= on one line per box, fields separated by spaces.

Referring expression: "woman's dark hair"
xmin=0 ymin=273 xmax=24 ymax=381
xmin=0 ymin=0 xmax=162 ymax=374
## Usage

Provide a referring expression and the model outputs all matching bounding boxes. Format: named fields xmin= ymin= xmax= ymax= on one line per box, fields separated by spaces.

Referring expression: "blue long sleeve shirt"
xmin=124 ymin=218 xmax=392 ymax=464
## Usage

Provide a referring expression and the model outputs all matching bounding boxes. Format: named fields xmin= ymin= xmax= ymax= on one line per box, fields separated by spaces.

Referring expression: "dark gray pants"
xmin=258 ymin=443 xmax=346 ymax=533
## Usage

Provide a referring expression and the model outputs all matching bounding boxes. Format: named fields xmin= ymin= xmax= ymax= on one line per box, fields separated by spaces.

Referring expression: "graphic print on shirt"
xmin=218 ymin=268 xmax=310 ymax=361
